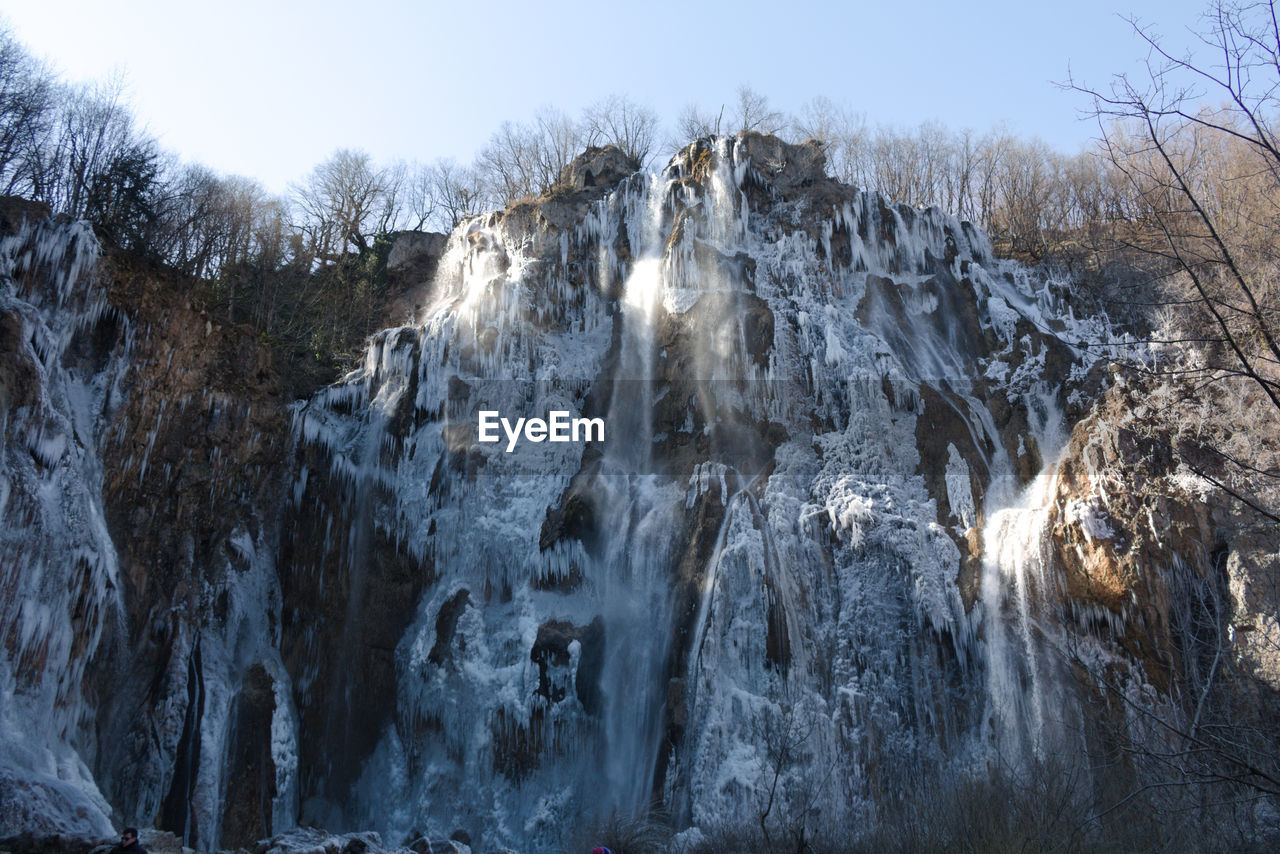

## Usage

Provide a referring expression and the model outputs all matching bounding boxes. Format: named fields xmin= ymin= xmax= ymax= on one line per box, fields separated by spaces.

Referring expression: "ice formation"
xmin=285 ymin=136 xmax=1114 ymax=848
xmin=2 ymin=135 xmax=1160 ymax=851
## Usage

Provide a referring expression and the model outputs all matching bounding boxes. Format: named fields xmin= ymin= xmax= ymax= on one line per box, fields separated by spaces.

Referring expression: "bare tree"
xmin=475 ymin=108 xmax=585 ymax=206
xmin=533 ymin=106 xmax=582 ymax=187
xmin=428 ymin=158 xmax=485 ymax=230
xmin=0 ymin=25 xmax=56 ymax=196
xmin=477 ymin=121 xmax=533 ymax=204
xmin=990 ymin=136 xmax=1061 ymax=257
xmin=292 ymin=148 xmax=403 ymax=260
xmin=582 ymin=93 xmax=658 ymax=165
xmin=476 ymin=120 xmax=537 ymax=205
xmin=1071 ymin=0 xmax=1280 ymax=520
xmin=40 ymin=76 xmax=140 ymax=219
xmin=753 ymin=702 xmax=835 ymax=854
xmin=781 ymin=102 xmax=1097 ymax=250
xmin=942 ymin=127 xmax=983 ymax=221
xmin=674 ymin=102 xmax=723 ymax=145
xmin=399 ymin=162 xmax=438 ymax=232
xmin=666 ymin=88 xmax=787 ymax=152
xmin=732 ymin=85 xmax=787 ymax=136
xmin=160 ymin=166 xmax=283 ymax=276
xmin=791 ymin=97 xmax=868 ymax=186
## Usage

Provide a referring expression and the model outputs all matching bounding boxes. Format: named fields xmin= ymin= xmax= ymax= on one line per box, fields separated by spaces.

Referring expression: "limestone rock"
xmin=386 ymin=230 xmax=449 ymax=320
xmin=556 ymin=145 xmax=638 ymax=192
xmin=734 ymin=131 xmax=827 ymax=194
xmin=387 ymin=231 xmax=448 ymax=282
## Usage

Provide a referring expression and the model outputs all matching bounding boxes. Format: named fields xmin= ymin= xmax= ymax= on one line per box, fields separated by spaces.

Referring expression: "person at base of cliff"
xmin=111 ymin=827 xmax=147 ymax=854
xmin=591 ymin=847 xmax=612 ymax=854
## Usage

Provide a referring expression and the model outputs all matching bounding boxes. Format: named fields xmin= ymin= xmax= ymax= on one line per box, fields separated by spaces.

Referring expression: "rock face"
xmin=1 ymin=134 xmax=1275 ymax=853
xmin=556 ymin=145 xmax=640 ymax=192
xmin=0 ymin=220 xmax=297 ymax=849
xmin=0 ymin=195 xmax=51 ymax=234
xmin=281 ymin=133 xmax=1098 ymax=846
xmin=93 ymin=250 xmax=297 ymax=852
xmin=386 ymin=231 xmax=449 ymax=321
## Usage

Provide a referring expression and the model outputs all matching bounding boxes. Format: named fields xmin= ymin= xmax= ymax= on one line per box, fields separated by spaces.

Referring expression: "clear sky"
xmin=0 ymin=0 xmax=1213 ymax=194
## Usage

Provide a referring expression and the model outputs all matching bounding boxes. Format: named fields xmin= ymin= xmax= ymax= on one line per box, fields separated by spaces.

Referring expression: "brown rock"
xmin=556 ymin=145 xmax=639 ymax=193
xmin=0 ymin=196 xmax=51 ymax=236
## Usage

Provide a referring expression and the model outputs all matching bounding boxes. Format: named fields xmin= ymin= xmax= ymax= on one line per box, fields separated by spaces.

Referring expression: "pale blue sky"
xmin=0 ymin=0 xmax=1212 ymax=193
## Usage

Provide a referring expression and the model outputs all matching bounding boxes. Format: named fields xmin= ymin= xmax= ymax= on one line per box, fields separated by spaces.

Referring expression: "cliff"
xmin=1 ymin=137 xmax=1276 ymax=853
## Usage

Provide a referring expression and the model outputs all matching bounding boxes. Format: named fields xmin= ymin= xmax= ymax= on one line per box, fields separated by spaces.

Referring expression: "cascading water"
xmin=0 ymin=218 xmax=123 ymax=837
xmin=981 ymin=461 xmax=1070 ymax=758
xmin=979 ymin=379 xmax=1081 ymax=762
xmin=592 ymin=173 xmax=679 ymax=813
xmin=282 ymin=136 xmax=1123 ymax=850
xmin=3 ymin=135 xmax=1152 ymax=852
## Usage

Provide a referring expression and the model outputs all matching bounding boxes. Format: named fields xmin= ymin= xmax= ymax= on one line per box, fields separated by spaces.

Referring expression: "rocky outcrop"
xmin=386 ymin=231 xmax=449 ymax=320
xmin=255 ymin=828 xmax=474 ymax=854
xmin=556 ymin=145 xmax=639 ymax=193
xmin=86 ymin=249 xmax=295 ymax=851
xmin=733 ymin=131 xmax=828 ymax=196
xmin=282 ymin=133 xmax=1110 ymax=847
xmin=1 ymin=213 xmax=299 ymax=848
xmin=1046 ymin=370 xmax=1278 ymax=693
xmin=0 ymin=195 xmax=52 ymax=233
xmin=278 ymin=443 xmax=434 ymax=825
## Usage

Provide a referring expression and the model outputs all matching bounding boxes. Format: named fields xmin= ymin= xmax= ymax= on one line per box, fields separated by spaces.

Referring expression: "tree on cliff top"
xmin=1074 ymin=0 xmax=1280 ymax=524
xmin=292 ymin=148 xmax=404 ymax=262
xmin=1063 ymin=4 xmax=1280 ymax=834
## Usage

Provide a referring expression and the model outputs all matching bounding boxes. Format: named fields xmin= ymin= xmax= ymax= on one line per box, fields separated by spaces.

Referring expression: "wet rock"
xmin=257 ymin=829 xmax=411 ymax=854
xmin=279 ymin=453 xmax=436 ymax=823
xmin=219 ymin=664 xmax=278 ymax=848
xmin=740 ymin=295 xmax=774 ymax=369
xmin=491 ymin=706 xmax=545 ymax=782
xmin=0 ymin=309 xmax=38 ymax=413
xmin=407 ymin=837 xmax=471 ymax=854
xmin=530 ymin=620 xmax=578 ymax=703
xmin=957 ymin=526 xmax=984 ymax=610
xmin=529 ymin=617 xmax=604 ymax=712
xmin=575 ymin=618 xmax=606 ymax=715
xmin=556 ymin=145 xmax=639 ymax=193
xmin=135 ymin=831 xmax=187 ymax=854
xmin=734 ymin=131 xmax=827 ymax=195
xmin=538 ymin=483 xmax=597 ymax=555
xmin=387 ymin=231 xmax=448 ymax=281
xmin=1047 ymin=384 xmax=1219 ymax=690
xmin=0 ymin=196 xmax=51 ymax=235
xmin=915 ymin=384 xmax=990 ymax=531
xmin=386 ymin=230 xmax=449 ymax=319
xmin=427 ymin=590 xmax=470 ymax=668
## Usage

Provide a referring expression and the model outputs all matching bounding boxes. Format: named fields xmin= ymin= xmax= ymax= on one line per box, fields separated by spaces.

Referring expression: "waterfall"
xmin=0 ymin=218 xmax=121 ymax=838
xmin=979 ymin=380 xmax=1081 ymax=763
xmin=593 ymin=174 xmax=678 ymax=813
xmin=3 ymin=135 xmax=1137 ymax=851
